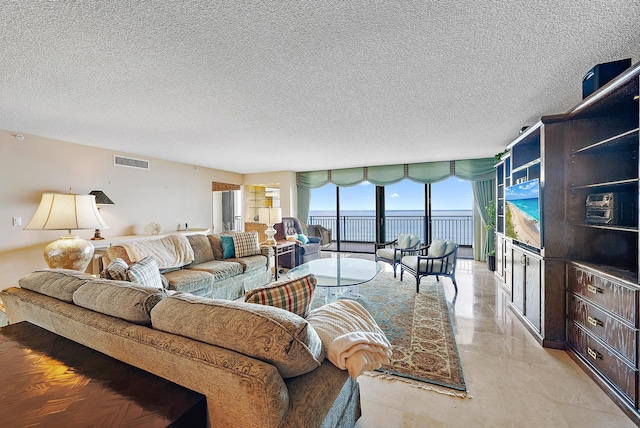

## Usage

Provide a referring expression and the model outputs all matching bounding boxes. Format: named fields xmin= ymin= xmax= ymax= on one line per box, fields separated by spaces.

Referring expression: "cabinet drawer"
xmin=567 ymin=265 xmax=637 ymax=324
xmin=567 ymin=321 xmax=637 ymax=404
xmin=567 ymin=292 xmax=637 ymax=364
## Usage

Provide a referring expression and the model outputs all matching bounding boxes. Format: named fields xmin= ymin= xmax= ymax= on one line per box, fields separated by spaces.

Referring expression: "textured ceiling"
xmin=1 ymin=1 xmax=639 ymax=174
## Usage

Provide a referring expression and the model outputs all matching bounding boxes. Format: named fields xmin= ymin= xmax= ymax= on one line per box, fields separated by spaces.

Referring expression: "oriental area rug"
xmin=311 ymin=271 xmax=467 ymax=397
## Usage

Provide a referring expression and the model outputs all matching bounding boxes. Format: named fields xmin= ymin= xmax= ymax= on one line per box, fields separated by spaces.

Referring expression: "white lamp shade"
xmin=258 ymin=207 xmax=282 ymax=225
xmin=24 ymin=193 xmax=109 ymax=231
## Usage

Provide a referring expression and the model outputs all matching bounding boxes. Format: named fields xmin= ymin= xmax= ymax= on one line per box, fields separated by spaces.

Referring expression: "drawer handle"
xmin=587 ymin=284 xmax=603 ymax=294
xmin=587 ymin=316 xmax=603 ymax=327
xmin=587 ymin=347 xmax=602 ymax=361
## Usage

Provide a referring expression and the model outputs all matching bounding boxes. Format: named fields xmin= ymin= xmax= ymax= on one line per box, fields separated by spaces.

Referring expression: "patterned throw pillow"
xmin=232 ymin=232 xmax=260 ymax=258
xmin=126 ymin=257 xmax=164 ymax=289
xmin=220 ymin=235 xmax=235 ymax=259
xmin=101 ymin=258 xmax=129 ymax=281
xmin=245 ymin=274 xmax=317 ymax=318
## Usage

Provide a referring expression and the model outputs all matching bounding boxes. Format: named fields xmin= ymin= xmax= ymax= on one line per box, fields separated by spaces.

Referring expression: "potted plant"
xmin=485 ymin=202 xmax=497 ymax=271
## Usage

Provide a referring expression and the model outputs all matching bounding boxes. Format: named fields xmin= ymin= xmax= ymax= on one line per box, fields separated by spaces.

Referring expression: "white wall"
xmin=0 ymin=129 xmax=245 ymax=288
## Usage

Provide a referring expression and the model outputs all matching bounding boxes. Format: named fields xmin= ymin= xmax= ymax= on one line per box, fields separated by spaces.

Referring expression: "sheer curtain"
xmin=471 ymin=179 xmax=496 ymax=260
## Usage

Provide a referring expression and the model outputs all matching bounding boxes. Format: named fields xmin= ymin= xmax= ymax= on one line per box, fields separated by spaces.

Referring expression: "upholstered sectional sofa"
xmin=1 ymin=269 xmax=361 ymax=427
xmin=101 ymin=232 xmax=273 ymax=300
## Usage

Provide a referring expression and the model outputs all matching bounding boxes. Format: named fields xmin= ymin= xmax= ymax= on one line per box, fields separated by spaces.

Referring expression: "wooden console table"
xmin=0 ymin=322 xmax=206 ymax=427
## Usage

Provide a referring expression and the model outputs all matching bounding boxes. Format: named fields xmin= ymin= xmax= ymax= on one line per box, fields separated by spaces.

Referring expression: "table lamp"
xmin=24 ymin=193 xmax=109 ymax=271
xmin=258 ymin=207 xmax=282 ymax=246
xmin=89 ymin=190 xmax=115 ymax=240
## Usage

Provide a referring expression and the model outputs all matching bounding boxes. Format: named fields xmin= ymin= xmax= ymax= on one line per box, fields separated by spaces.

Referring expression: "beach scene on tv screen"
xmin=505 ymin=180 xmax=541 ymax=248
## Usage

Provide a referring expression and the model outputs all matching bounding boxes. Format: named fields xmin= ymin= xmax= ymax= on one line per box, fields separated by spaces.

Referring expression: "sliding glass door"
xmin=382 ymin=180 xmax=427 ymax=244
xmin=309 ymin=178 xmax=472 ymax=252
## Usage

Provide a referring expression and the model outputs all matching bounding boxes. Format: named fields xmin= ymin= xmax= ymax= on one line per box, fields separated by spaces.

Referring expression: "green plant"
xmin=487 ymin=249 xmax=496 ymax=257
xmin=484 ymin=202 xmax=496 ymax=231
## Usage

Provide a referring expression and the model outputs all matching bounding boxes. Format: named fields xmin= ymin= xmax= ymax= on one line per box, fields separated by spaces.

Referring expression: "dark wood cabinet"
xmin=495 ymin=60 xmax=640 ymax=422
xmin=566 ymin=263 xmax=639 ymax=411
xmin=511 ymin=245 xmax=542 ymax=332
xmin=495 ymin=119 xmax=566 ymax=348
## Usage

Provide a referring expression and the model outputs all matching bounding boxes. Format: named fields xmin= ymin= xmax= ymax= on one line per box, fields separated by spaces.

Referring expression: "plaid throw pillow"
xmin=232 ymin=232 xmax=260 ymax=258
xmin=245 ymin=274 xmax=317 ymax=318
xmin=101 ymin=258 xmax=129 ymax=281
xmin=127 ymin=257 xmax=163 ymax=289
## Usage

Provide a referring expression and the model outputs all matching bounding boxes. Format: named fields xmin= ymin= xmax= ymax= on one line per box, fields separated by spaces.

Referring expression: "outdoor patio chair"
xmin=375 ymin=233 xmax=421 ymax=277
xmin=307 ymin=224 xmax=332 ymax=248
xmin=400 ymin=239 xmax=459 ymax=293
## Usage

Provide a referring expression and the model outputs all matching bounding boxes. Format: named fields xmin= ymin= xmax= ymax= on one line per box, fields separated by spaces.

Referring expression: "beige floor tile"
xmin=348 ymin=255 xmax=638 ymax=427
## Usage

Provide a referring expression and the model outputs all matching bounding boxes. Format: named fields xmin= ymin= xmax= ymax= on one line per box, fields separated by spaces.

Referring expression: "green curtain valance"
xmin=297 ymin=158 xmax=495 ymax=189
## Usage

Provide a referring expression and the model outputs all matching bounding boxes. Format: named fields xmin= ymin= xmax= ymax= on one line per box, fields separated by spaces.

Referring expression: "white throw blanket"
xmin=121 ymin=234 xmax=194 ymax=269
xmin=306 ymin=300 xmax=392 ymax=379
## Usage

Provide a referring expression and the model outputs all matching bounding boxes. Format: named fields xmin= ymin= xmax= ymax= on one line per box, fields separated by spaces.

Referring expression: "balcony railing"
xmin=307 ymin=215 xmax=473 ymax=246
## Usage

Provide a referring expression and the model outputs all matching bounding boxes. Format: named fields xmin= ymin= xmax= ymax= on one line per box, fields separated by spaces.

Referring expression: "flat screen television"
xmin=505 ymin=178 xmax=541 ymax=249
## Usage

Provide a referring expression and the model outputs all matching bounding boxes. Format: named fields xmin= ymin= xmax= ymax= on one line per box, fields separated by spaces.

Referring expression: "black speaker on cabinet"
xmin=582 ymin=58 xmax=632 ymax=99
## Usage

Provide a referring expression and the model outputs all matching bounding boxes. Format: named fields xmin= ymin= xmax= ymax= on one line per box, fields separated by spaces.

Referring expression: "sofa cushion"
xmin=188 ymin=260 xmax=243 ymax=281
xmin=245 ymin=274 xmax=317 ymax=318
xmin=221 ymin=235 xmax=235 ymax=259
xmin=151 ymin=294 xmax=324 ymax=378
xmin=207 ymin=234 xmax=224 ymax=260
xmin=162 ymin=269 xmax=214 ymax=294
xmin=186 ymin=234 xmax=215 ymax=265
xmin=232 ymin=231 xmax=260 ymax=258
xmin=127 ymin=257 xmax=164 ymax=289
xmin=18 ymin=269 xmax=93 ymax=303
xmin=73 ymin=279 xmax=166 ymax=325
xmin=231 ymin=255 xmax=268 ymax=273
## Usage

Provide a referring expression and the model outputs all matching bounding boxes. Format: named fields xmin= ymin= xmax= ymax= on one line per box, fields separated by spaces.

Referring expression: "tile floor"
xmin=347 ymin=255 xmax=636 ymax=428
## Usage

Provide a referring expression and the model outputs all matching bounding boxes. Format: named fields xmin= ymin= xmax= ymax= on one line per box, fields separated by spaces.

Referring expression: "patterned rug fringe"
xmin=364 ymin=371 xmax=471 ymax=399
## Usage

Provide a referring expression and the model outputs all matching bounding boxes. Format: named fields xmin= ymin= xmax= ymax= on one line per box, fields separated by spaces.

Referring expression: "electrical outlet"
xmin=12 ymin=217 xmax=21 ymax=226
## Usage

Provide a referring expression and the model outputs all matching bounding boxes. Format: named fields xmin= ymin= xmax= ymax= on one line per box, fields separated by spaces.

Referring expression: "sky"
xmin=309 ymin=176 xmax=473 ymax=212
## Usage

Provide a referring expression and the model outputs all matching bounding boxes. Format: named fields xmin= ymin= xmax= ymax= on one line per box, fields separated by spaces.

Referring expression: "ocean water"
xmin=308 ymin=209 xmax=474 ymax=245
xmin=309 ymin=209 xmax=473 ymax=218
xmin=507 ymin=199 xmax=540 ymax=222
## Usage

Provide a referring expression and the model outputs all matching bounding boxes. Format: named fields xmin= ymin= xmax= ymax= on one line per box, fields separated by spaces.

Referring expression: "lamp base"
xmin=44 ymin=234 xmax=95 ymax=272
xmin=264 ymin=224 xmax=277 ymax=246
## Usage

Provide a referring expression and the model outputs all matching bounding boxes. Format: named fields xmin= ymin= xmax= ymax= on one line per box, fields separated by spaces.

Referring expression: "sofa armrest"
xmin=261 ymin=245 xmax=274 ymax=272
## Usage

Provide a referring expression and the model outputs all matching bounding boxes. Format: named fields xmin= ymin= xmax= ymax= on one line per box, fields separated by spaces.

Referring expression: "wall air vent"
xmin=114 ymin=155 xmax=150 ymax=170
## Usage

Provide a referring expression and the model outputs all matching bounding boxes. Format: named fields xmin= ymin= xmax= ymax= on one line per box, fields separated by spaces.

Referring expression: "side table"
xmin=0 ymin=322 xmax=206 ymax=427
xmin=262 ymin=240 xmax=296 ymax=280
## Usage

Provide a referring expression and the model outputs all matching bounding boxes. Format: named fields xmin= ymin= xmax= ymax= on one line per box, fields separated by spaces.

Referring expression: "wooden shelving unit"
xmin=496 ymin=60 xmax=640 ymax=422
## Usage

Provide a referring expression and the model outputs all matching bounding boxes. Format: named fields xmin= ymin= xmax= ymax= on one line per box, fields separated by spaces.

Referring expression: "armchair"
xmin=307 ymin=224 xmax=332 ymax=248
xmin=400 ymin=239 xmax=459 ymax=293
xmin=375 ymin=233 xmax=421 ymax=277
xmin=274 ymin=217 xmax=322 ymax=268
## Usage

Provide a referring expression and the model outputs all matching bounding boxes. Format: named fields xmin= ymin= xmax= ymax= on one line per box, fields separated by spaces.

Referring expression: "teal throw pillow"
xmin=221 ymin=235 xmax=235 ymax=259
xmin=297 ymin=233 xmax=309 ymax=244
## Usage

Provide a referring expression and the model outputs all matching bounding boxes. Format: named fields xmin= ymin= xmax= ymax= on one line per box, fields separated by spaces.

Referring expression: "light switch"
xmin=12 ymin=217 xmax=21 ymax=226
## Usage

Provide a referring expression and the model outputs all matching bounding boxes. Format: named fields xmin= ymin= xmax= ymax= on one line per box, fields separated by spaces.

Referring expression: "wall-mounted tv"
xmin=505 ymin=178 xmax=541 ymax=249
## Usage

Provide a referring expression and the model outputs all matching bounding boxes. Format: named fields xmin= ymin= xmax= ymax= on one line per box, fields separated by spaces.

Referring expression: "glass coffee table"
xmin=287 ymin=257 xmax=380 ymax=303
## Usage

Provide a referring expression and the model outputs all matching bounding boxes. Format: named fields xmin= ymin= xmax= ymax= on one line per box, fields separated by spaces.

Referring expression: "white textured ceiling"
xmin=1 ymin=1 xmax=639 ymax=174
